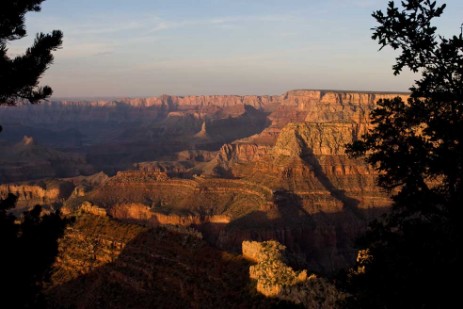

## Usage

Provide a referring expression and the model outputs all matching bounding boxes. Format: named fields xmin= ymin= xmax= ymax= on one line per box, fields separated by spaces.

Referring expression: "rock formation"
xmin=242 ymin=240 xmax=344 ymax=308
xmin=194 ymin=121 xmax=210 ymax=139
xmin=0 ymin=179 xmax=74 ymax=209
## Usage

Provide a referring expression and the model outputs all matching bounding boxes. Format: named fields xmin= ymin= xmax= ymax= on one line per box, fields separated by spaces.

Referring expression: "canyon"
xmin=0 ymin=89 xmax=408 ymax=304
xmin=46 ymin=210 xmax=281 ymax=308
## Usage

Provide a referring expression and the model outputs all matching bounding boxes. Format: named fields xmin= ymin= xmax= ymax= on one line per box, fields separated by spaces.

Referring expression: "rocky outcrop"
xmin=243 ymin=240 xmax=344 ymax=308
xmin=194 ymin=121 xmax=210 ymax=139
xmin=78 ymin=201 xmax=107 ymax=217
xmin=217 ymin=143 xmax=270 ymax=163
xmin=248 ymin=246 xmax=310 ymax=298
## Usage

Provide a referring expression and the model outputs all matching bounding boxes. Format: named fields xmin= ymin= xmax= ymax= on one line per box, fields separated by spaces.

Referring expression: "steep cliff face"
xmin=0 ymin=179 xmax=74 ymax=209
xmin=275 ymin=122 xmax=355 ymax=156
xmin=117 ymin=94 xmax=277 ymax=109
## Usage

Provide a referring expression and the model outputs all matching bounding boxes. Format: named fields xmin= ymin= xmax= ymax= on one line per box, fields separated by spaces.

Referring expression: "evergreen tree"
xmin=0 ymin=1 xmax=66 ymax=307
xmin=345 ymin=1 xmax=462 ymax=308
xmin=0 ymin=194 xmax=69 ymax=308
xmin=0 ymin=0 xmax=62 ymax=131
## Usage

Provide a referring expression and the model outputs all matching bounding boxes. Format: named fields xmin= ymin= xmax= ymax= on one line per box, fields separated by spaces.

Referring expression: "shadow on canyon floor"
xmin=202 ymin=188 xmax=386 ymax=275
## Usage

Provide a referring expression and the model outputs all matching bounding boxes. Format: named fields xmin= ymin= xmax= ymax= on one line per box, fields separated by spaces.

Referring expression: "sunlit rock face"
xmin=242 ymin=240 xmax=344 ymax=307
xmin=0 ymin=89 xmax=408 ymax=273
xmin=0 ymin=179 xmax=75 ymax=210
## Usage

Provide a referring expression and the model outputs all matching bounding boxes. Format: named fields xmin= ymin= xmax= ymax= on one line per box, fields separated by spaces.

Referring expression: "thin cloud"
xmin=143 ymin=14 xmax=298 ymax=34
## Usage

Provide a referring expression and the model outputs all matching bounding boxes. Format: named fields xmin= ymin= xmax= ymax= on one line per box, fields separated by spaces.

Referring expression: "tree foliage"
xmin=0 ymin=194 xmax=70 ymax=308
xmin=0 ymin=0 xmax=62 ymax=108
xmin=0 ymin=2 xmax=66 ymax=307
xmin=344 ymin=1 xmax=462 ymax=307
xmin=349 ymin=0 xmax=463 ymax=209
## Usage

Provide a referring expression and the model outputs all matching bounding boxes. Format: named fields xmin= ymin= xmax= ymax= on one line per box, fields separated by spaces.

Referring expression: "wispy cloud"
xmin=141 ymin=14 xmax=297 ymax=34
xmin=43 ymin=12 xmax=300 ymax=59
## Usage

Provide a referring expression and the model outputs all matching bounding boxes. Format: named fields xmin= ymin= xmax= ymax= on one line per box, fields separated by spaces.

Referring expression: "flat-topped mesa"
xmin=277 ymin=90 xmax=408 ymax=127
xmin=158 ymin=95 xmax=278 ymax=109
xmin=124 ymin=90 xmax=408 ymax=109
xmin=283 ymin=89 xmax=409 ymax=105
xmin=44 ymin=95 xmax=278 ymax=109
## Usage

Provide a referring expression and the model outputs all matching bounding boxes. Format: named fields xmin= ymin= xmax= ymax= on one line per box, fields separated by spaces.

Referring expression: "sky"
xmin=7 ymin=0 xmax=463 ymax=98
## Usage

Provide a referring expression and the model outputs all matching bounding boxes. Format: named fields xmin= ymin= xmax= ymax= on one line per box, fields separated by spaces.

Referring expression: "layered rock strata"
xmin=0 ymin=179 xmax=74 ymax=209
xmin=46 ymin=212 xmax=280 ymax=308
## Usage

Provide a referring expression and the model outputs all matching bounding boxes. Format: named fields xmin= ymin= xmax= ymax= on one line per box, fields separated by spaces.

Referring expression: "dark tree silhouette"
xmin=344 ymin=1 xmax=463 ymax=308
xmin=0 ymin=194 xmax=70 ymax=308
xmin=0 ymin=0 xmax=62 ymax=132
xmin=0 ymin=1 xmax=67 ymax=307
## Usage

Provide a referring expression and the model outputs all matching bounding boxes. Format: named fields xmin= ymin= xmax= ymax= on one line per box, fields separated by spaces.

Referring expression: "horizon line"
xmin=50 ymin=88 xmax=411 ymax=101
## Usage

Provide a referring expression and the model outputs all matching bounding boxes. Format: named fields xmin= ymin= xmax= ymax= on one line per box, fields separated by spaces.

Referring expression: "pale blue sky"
xmin=7 ymin=0 xmax=463 ymax=97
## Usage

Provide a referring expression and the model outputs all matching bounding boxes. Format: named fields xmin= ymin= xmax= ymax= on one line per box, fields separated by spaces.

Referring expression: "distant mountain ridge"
xmin=44 ymin=89 xmax=409 ymax=107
